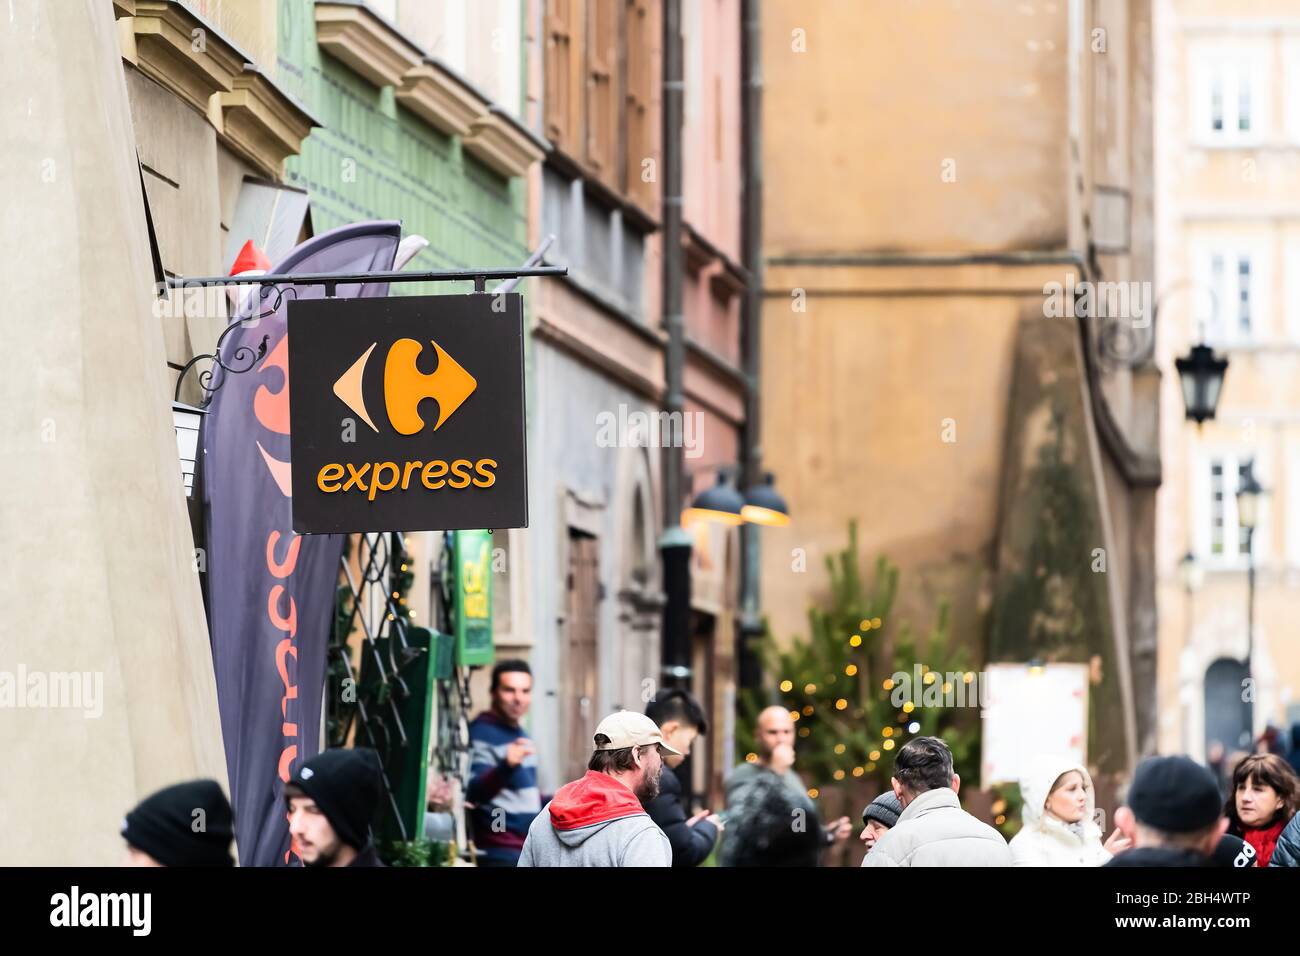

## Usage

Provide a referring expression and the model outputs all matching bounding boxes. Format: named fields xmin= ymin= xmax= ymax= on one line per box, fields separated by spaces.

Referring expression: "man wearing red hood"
xmin=517 ymin=711 xmax=675 ymax=867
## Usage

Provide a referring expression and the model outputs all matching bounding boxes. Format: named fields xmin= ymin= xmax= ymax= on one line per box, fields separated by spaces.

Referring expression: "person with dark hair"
xmin=1223 ymin=752 xmax=1298 ymax=867
xmin=517 ymin=711 xmax=674 ymax=866
xmin=720 ymin=706 xmax=852 ymax=866
xmin=121 ymin=779 xmax=235 ymax=867
xmin=467 ymin=659 xmax=541 ymax=867
xmin=863 ymin=735 xmax=1011 ymax=867
xmin=285 ymin=748 xmax=385 ymax=867
xmin=1105 ymin=755 xmax=1228 ymax=867
xmin=643 ymin=688 xmax=723 ymax=866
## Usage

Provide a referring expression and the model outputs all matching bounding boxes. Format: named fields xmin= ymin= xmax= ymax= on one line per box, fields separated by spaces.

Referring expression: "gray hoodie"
xmin=516 ymin=770 xmax=671 ymax=867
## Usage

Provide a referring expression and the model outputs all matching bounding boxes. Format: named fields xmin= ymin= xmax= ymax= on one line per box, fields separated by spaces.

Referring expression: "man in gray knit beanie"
xmin=861 ymin=790 xmax=903 ymax=858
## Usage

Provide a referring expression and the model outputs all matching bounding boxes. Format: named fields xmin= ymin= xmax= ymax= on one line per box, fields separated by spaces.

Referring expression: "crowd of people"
xmin=116 ymin=658 xmax=1300 ymax=868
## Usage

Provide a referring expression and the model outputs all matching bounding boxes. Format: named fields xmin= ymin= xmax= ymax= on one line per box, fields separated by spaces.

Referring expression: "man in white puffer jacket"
xmin=1010 ymin=755 xmax=1130 ymax=866
xmin=863 ymin=736 xmax=1012 ymax=867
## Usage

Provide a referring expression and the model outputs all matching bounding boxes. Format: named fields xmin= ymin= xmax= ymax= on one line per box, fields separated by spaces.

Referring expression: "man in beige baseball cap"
xmin=517 ymin=711 xmax=678 ymax=866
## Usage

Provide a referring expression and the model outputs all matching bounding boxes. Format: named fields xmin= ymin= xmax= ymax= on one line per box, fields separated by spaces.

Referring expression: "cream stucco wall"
xmin=0 ymin=0 xmax=227 ymax=865
xmin=1154 ymin=0 xmax=1300 ymax=757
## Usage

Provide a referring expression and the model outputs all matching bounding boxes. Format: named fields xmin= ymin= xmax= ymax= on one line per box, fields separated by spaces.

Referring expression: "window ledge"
xmin=463 ymin=107 xmax=547 ymax=179
xmin=119 ymin=0 xmax=249 ymax=117
xmin=314 ymin=1 xmax=422 ymax=89
xmin=395 ymin=59 xmax=487 ymax=138
xmin=547 ymin=148 xmax=659 ymax=233
xmin=218 ymin=67 xmax=322 ymax=178
xmin=1188 ymin=138 xmax=1280 ymax=151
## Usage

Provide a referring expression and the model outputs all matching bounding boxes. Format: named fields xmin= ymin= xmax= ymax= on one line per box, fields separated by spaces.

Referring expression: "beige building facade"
xmin=759 ymin=0 xmax=1162 ymax=778
xmin=1155 ymin=0 xmax=1300 ymax=758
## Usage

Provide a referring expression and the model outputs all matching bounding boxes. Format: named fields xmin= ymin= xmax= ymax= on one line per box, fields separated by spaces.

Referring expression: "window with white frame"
xmin=1285 ymin=38 xmax=1300 ymax=141
xmin=1202 ymin=454 xmax=1259 ymax=562
xmin=1196 ymin=245 xmax=1262 ymax=345
xmin=1289 ymin=444 xmax=1300 ymax=569
xmin=1192 ymin=51 xmax=1266 ymax=143
xmin=1286 ymin=237 xmax=1300 ymax=341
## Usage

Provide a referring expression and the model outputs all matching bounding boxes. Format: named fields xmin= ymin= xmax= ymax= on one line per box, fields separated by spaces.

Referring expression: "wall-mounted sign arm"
xmin=166 ymin=264 xmax=567 ymax=293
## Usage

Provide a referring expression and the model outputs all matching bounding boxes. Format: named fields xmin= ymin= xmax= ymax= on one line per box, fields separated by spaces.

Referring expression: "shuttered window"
xmin=584 ymin=0 xmax=620 ymax=188
xmin=624 ymin=0 xmax=654 ymax=206
xmin=545 ymin=0 xmax=654 ymax=211
xmin=544 ymin=0 xmax=582 ymax=153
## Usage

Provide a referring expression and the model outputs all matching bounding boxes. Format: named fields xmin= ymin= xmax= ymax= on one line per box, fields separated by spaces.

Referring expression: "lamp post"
xmin=1236 ymin=463 xmax=1264 ymax=692
xmin=670 ymin=467 xmax=792 ymax=692
xmin=1177 ymin=550 xmax=1203 ymax=755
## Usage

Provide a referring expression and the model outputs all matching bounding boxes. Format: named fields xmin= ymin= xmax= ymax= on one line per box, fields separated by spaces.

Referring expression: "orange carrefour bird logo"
xmin=332 ymin=338 xmax=477 ymax=435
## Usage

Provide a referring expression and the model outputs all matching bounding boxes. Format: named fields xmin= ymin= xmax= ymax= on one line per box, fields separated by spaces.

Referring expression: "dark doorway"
xmin=563 ymin=530 xmax=601 ymax=783
xmin=1204 ymin=657 xmax=1253 ymax=754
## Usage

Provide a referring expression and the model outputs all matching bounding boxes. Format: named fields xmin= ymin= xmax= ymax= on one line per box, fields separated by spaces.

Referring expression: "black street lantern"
xmin=1175 ymin=343 xmax=1228 ymax=425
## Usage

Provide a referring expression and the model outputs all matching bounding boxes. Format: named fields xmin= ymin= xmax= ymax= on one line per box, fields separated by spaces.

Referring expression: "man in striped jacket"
xmin=468 ymin=660 xmax=542 ymax=866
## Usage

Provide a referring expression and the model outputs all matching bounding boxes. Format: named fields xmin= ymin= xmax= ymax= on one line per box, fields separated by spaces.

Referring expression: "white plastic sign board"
xmin=980 ymin=662 xmax=1089 ymax=790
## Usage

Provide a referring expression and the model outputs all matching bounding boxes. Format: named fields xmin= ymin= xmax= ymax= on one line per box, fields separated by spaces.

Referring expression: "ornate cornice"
xmin=217 ymin=68 xmax=321 ymax=178
xmin=315 ymin=1 xmax=422 ymax=89
xmin=463 ymin=107 xmax=546 ymax=179
xmin=395 ymin=60 xmax=487 ymax=139
xmin=120 ymin=1 xmax=247 ymax=117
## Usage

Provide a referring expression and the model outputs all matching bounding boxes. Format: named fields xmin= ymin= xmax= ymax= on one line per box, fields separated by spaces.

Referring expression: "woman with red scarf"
xmin=1225 ymin=753 xmax=1299 ymax=867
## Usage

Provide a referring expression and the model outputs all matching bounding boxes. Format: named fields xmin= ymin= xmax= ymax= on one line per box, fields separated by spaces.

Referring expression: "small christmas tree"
xmin=738 ymin=522 xmax=981 ymax=858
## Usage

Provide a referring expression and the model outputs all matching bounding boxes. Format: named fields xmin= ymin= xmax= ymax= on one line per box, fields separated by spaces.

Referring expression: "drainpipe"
xmin=737 ymin=0 xmax=764 ymax=693
xmin=659 ymin=0 xmax=692 ymax=693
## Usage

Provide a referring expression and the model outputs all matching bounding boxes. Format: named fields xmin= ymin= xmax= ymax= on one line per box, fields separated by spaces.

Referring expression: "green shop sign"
xmin=453 ymin=530 xmax=494 ymax=666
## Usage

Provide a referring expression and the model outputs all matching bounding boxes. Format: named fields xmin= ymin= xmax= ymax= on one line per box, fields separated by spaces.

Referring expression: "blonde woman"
xmin=1010 ymin=756 xmax=1130 ymax=866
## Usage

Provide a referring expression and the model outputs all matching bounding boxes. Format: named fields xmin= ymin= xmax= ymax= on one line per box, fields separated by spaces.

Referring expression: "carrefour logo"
xmin=287 ymin=294 xmax=528 ymax=534
xmin=333 ymin=337 xmax=477 ymax=435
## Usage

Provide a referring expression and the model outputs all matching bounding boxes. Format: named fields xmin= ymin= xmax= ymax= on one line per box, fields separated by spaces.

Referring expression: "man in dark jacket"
xmin=644 ymin=689 xmax=721 ymax=866
xmin=1269 ymin=812 xmax=1300 ymax=866
xmin=286 ymin=748 xmax=386 ymax=867
xmin=1105 ymin=755 xmax=1228 ymax=867
xmin=720 ymin=706 xmax=852 ymax=866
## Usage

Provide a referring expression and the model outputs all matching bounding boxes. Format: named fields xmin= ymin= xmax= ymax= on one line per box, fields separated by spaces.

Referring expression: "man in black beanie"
xmin=286 ymin=747 xmax=384 ymax=867
xmin=121 ymin=779 xmax=235 ymax=867
xmin=1105 ymin=755 xmax=1229 ymax=867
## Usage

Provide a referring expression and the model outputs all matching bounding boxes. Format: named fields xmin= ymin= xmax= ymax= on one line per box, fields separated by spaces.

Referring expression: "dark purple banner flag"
xmin=203 ymin=221 xmax=402 ymax=866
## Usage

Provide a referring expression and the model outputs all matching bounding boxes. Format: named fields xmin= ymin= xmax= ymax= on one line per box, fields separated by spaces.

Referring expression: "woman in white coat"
xmin=1010 ymin=756 xmax=1130 ymax=866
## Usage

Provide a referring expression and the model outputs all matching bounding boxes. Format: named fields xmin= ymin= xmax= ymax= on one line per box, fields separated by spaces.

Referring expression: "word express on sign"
xmin=286 ymin=293 xmax=528 ymax=533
